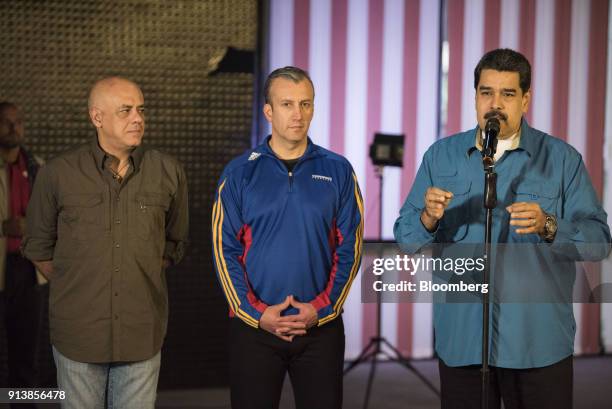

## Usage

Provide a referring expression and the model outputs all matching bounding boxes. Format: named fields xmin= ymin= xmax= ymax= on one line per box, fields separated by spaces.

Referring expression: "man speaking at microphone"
xmin=394 ymin=48 xmax=610 ymax=408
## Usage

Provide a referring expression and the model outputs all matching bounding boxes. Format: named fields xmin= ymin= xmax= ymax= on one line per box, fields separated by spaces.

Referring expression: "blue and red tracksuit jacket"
xmin=212 ymin=136 xmax=364 ymax=328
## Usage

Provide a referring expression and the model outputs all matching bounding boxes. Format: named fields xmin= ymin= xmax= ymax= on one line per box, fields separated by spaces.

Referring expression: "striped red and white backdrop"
xmin=604 ymin=0 xmax=612 ymax=354
xmin=265 ymin=0 xmax=611 ymax=359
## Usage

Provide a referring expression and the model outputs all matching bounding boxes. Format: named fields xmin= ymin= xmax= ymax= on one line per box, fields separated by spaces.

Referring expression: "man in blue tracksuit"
xmin=212 ymin=66 xmax=363 ymax=409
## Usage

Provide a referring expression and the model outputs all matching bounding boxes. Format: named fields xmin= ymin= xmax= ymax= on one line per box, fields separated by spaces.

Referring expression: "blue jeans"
xmin=52 ymin=346 xmax=160 ymax=409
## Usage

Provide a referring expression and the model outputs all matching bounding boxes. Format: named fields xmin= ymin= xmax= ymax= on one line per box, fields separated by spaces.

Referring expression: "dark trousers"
xmin=439 ymin=355 xmax=573 ymax=409
xmin=1 ymin=254 xmax=43 ymax=395
xmin=229 ymin=316 xmax=345 ymax=409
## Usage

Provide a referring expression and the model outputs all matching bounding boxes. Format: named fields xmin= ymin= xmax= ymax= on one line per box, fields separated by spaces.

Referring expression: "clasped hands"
xmin=421 ymin=187 xmax=546 ymax=236
xmin=259 ymin=295 xmax=318 ymax=342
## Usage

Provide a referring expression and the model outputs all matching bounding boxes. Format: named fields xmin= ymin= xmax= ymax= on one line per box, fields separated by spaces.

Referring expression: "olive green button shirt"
xmin=22 ymin=139 xmax=189 ymax=363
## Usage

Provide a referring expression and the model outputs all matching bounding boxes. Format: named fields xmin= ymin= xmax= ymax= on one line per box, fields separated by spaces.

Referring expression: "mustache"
xmin=484 ymin=111 xmax=508 ymax=122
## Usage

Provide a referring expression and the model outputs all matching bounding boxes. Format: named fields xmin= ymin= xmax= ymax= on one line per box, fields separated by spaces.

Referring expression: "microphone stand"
xmin=481 ymin=154 xmax=496 ymax=409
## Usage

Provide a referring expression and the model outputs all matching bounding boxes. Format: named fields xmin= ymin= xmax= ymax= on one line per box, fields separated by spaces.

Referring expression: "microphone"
xmin=482 ymin=117 xmax=500 ymax=167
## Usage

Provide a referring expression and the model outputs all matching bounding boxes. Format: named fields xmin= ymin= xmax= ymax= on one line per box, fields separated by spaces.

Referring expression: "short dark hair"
xmin=474 ymin=48 xmax=531 ymax=94
xmin=0 ymin=101 xmax=17 ymax=115
xmin=264 ymin=66 xmax=314 ymax=104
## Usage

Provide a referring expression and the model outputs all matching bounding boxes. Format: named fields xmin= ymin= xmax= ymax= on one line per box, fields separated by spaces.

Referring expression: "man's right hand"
xmin=259 ymin=295 xmax=307 ymax=342
xmin=2 ymin=217 xmax=26 ymax=237
xmin=32 ymin=260 xmax=54 ymax=281
xmin=421 ymin=187 xmax=453 ymax=232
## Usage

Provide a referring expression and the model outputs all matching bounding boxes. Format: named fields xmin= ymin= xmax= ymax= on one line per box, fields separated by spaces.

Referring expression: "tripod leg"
xmin=380 ymin=338 xmax=440 ymax=397
xmin=380 ymin=338 xmax=406 ymax=357
xmin=397 ymin=359 xmax=440 ymax=397
xmin=362 ymin=355 xmax=378 ymax=409
xmin=344 ymin=340 xmax=376 ymax=375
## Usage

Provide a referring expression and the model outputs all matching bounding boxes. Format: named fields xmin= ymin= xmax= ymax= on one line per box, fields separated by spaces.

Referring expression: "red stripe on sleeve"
xmin=310 ymin=221 xmax=344 ymax=311
xmin=237 ymin=225 xmax=268 ymax=314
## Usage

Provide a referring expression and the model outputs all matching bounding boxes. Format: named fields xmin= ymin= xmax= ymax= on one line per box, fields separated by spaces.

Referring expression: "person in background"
xmin=0 ymin=101 xmax=46 ymax=409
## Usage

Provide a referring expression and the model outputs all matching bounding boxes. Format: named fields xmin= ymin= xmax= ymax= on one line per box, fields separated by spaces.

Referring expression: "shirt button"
xmin=114 ymin=267 xmax=119 ymax=272
xmin=116 ymin=197 xmax=120 ymax=202
xmin=115 ymin=243 xmax=120 ymax=248
xmin=115 ymin=220 xmax=121 ymax=224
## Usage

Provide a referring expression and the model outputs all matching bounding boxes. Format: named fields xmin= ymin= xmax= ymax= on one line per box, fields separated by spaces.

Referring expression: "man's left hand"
xmin=277 ymin=295 xmax=318 ymax=335
xmin=506 ymin=202 xmax=546 ymax=235
xmin=162 ymin=258 xmax=171 ymax=269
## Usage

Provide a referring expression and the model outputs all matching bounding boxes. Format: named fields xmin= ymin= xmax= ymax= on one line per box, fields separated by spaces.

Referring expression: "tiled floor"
xmin=1 ymin=356 xmax=607 ymax=408
xmin=155 ymin=356 xmax=612 ymax=409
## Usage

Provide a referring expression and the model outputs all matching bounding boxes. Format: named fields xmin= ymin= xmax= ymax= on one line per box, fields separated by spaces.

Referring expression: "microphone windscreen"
xmin=485 ymin=117 xmax=500 ymax=136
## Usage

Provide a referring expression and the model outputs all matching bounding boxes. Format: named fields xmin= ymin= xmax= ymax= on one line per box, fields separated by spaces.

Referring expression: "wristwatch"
xmin=541 ymin=213 xmax=558 ymax=242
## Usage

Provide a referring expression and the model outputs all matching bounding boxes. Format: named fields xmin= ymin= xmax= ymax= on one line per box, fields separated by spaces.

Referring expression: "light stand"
xmin=343 ymin=134 xmax=440 ymax=409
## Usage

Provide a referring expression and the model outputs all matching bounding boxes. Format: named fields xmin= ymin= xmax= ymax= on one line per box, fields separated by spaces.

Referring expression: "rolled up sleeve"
xmin=163 ymin=163 xmax=189 ymax=265
xmin=22 ymin=164 xmax=58 ymax=261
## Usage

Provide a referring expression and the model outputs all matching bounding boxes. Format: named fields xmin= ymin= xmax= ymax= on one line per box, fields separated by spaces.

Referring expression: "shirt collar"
xmin=515 ymin=119 xmax=535 ymax=157
xmin=91 ymin=136 xmax=145 ymax=171
xmin=475 ymin=129 xmax=520 ymax=151
xmin=466 ymin=118 xmax=533 ymax=157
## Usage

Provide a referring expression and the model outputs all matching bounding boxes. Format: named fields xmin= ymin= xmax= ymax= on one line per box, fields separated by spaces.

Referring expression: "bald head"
xmin=88 ymin=76 xmax=146 ymax=155
xmin=88 ymin=77 xmax=142 ymax=111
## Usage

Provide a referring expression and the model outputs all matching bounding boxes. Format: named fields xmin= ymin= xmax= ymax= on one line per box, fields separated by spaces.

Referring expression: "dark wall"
xmin=0 ymin=0 xmax=257 ymax=388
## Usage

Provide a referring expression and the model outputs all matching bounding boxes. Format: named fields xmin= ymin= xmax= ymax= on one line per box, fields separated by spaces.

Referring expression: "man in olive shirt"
xmin=22 ymin=77 xmax=188 ymax=409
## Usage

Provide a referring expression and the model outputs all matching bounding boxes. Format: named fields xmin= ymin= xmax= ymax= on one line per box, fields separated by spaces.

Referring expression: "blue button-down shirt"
xmin=394 ymin=120 xmax=611 ymax=368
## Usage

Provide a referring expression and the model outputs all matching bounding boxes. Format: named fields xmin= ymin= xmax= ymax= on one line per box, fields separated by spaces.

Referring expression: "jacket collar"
xmin=256 ymin=135 xmax=323 ymax=160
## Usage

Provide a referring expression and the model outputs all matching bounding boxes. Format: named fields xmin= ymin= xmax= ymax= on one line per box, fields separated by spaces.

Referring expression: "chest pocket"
xmin=511 ymin=179 xmax=559 ymax=214
xmin=61 ymin=193 xmax=105 ymax=241
xmin=435 ymin=177 xmax=471 ymax=243
xmin=134 ymin=192 xmax=171 ymax=243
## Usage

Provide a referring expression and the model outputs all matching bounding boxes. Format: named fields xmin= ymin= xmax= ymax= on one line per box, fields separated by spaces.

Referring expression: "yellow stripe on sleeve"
xmin=212 ymin=180 xmax=260 ymax=328
xmin=319 ymin=173 xmax=364 ymax=325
